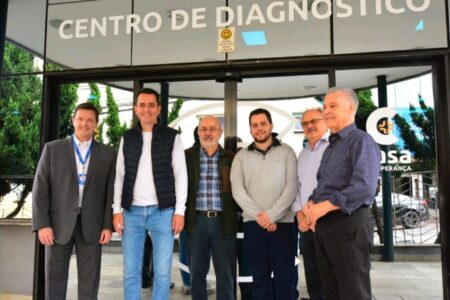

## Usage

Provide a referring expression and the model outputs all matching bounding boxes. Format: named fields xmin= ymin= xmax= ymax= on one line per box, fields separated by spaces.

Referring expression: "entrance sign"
xmin=56 ymin=1 xmax=432 ymax=40
xmin=45 ymin=0 xmax=446 ymax=69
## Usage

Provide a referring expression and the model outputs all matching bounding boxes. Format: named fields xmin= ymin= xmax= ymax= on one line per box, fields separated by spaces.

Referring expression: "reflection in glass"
xmin=144 ymin=80 xmax=224 ymax=149
xmin=67 ymin=82 xmax=133 ymax=150
xmin=336 ymin=68 xmax=438 ymax=246
xmin=237 ymin=74 xmax=328 ymax=154
xmin=333 ymin=1 xmax=447 ymax=54
xmin=228 ymin=0 xmax=331 ymax=60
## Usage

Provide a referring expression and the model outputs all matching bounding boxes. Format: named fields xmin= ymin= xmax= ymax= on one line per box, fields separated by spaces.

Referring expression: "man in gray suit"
xmin=32 ymin=102 xmax=116 ymax=300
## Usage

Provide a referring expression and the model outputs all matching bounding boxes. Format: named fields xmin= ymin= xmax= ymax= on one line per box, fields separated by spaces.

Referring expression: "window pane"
xmin=0 ymin=75 xmax=43 ymax=176
xmin=237 ymin=74 xmax=328 ymax=155
xmin=333 ymin=1 xmax=447 ymax=54
xmin=4 ymin=0 xmax=45 ymax=74
xmin=63 ymin=82 xmax=134 ymax=150
xmin=133 ymin=0 xmax=226 ymax=66
xmin=228 ymin=0 xmax=331 ymax=60
xmin=46 ymin=0 xmax=132 ymax=70
xmin=144 ymin=80 xmax=224 ymax=148
xmin=0 ymin=74 xmax=43 ymax=219
xmin=336 ymin=68 xmax=439 ymax=245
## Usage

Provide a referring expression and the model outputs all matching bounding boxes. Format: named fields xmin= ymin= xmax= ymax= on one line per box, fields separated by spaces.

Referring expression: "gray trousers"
xmin=45 ymin=215 xmax=102 ymax=300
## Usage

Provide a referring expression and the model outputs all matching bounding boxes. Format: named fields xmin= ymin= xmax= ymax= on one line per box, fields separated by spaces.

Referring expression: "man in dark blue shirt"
xmin=303 ymin=87 xmax=381 ymax=300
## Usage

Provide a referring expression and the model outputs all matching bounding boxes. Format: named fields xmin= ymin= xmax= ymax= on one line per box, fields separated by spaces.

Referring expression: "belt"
xmin=196 ymin=210 xmax=222 ymax=218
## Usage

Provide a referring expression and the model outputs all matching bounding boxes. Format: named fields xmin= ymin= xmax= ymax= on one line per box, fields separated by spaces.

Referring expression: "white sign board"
xmin=217 ymin=27 xmax=235 ymax=53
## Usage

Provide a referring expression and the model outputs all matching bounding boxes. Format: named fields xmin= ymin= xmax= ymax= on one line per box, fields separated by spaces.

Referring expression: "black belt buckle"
xmin=207 ymin=210 xmax=218 ymax=218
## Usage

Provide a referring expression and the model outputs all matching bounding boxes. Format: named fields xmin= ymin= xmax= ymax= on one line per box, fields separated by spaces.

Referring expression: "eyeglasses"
xmin=198 ymin=127 xmax=220 ymax=133
xmin=301 ymin=118 xmax=323 ymax=127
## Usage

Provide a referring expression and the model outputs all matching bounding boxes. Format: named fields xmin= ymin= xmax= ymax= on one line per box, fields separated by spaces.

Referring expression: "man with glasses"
xmin=291 ymin=108 xmax=329 ymax=300
xmin=184 ymin=116 xmax=238 ymax=300
xmin=303 ymin=88 xmax=380 ymax=300
xmin=231 ymin=108 xmax=298 ymax=300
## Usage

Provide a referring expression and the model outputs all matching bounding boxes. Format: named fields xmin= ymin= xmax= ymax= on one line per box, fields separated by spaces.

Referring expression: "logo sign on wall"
xmin=366 ymin=107 xmax=412 ymax=172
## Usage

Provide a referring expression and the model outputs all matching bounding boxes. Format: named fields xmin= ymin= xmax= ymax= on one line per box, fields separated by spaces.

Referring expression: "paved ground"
xmin=0 ymin=252 xmax=442 ymax=299
xmin=64 ymin=253 xmax=442 ymax=300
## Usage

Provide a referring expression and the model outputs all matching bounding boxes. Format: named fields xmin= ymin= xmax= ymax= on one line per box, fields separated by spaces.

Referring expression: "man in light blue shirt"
xmin=291 ymin=108 xmax=329 ymax=300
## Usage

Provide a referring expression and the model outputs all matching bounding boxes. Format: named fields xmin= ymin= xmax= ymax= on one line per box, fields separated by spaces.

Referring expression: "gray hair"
xmin=302 ymin=107 xmax=323 ymax=120
xmin=199 ymin=115 xmax=222 ymax=129
xmin=326 ymin=87 xmax=359 ymax=114
xmin=303 ymin=107 xmax=323 ymax=115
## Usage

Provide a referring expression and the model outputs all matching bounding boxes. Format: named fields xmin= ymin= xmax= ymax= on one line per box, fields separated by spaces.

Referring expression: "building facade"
xmin=1 ymin=1 xmax=450 ymax=298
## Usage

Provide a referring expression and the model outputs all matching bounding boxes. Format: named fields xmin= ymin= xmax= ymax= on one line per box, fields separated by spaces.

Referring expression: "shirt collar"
xmin=307 ymin=131 xmax=330 ymax=151
xmin=248 ymin=135 xmax=281 ymax=153
xmin=200 ymin=146 xmax=220 ymax=158
xmin=330 ymin=123 xmax=357 ymax=143
xmin=72 ymin=135 xmax=93 ymax=148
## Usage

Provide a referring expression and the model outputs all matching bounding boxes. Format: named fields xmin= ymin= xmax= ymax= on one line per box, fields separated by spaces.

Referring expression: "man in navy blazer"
xmin=32 ymin=102 xmax=116 ymax=300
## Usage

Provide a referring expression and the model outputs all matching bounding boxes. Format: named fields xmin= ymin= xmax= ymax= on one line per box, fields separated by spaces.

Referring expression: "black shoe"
xmin=143 ymin=282 xmax=174 ymax=289
xmin=142 ymin=279 xmax=152 ymax=289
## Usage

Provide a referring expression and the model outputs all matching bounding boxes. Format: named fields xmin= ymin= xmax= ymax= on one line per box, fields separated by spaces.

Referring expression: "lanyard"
xmin=72 ymin=135 xmax=93 ymax=168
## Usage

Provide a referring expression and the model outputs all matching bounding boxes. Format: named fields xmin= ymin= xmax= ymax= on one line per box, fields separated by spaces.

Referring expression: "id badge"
xmin=78 ymin=173 xmax=87 ymax=186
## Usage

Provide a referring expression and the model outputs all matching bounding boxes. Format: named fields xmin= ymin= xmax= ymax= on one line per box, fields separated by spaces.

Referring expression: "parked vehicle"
xmin=375 ymin=193 xmax=429 ymax=229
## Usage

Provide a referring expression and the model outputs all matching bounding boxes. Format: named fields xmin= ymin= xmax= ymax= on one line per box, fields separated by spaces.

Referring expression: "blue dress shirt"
xmin=311 ymin=123 xmax=381 ymax=215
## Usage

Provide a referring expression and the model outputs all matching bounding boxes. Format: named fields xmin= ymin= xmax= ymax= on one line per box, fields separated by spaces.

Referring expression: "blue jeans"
xmin=187 ymin=215 xmax=236 ymax=300
xmin=122 ymin=205 xmax=174 ymax=300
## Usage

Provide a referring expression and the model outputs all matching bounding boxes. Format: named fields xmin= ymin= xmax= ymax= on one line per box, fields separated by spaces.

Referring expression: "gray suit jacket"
xmin=32 ymin=138 xmax=115 ymax=244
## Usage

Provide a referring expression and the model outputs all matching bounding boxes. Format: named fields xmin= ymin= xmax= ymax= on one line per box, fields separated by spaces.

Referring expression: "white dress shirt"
xmin=72 ymin=135 xmax=93 ymax=208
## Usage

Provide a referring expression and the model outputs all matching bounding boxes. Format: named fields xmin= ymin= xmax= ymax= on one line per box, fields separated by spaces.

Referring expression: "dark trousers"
xmin=188 ymin=215 xmax=236 ymax=300
xmin=291 ymin=222 xmax=299 ymax=299
xmin=243 ymin=221 xmax=296 ymax=300
xmin=238 ymin=216 xmax=253 ymax=300
xmin=45 ymin=215 xmax=102 ymax=300
xmin=314 ymin=207 xmax=372 ymax=300
xmin=301 ymin=231 xmax=324 ymax=300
